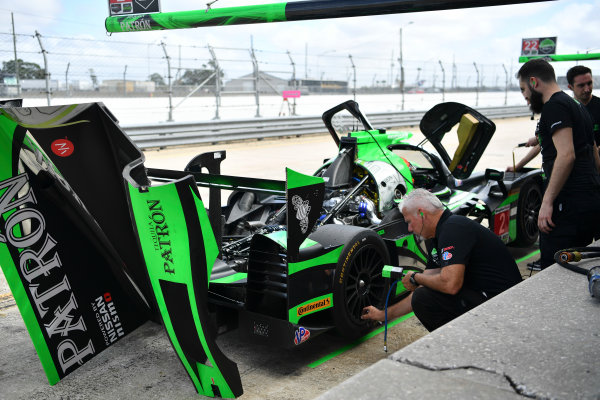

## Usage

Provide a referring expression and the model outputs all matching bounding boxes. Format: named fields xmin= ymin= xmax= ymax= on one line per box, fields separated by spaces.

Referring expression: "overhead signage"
xmin=282 ymin=90 xmax=301 ymax=99
xmin=108 ymin=0 xmax=160 ymax=16
xmin=521 ymin=37 xmax=557 ymax=56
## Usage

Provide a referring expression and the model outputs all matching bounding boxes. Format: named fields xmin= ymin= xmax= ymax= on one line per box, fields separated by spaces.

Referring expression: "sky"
xmin=0 ymin=0 xmax=599 ymax=87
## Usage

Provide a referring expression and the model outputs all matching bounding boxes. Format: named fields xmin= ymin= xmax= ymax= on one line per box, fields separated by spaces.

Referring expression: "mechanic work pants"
xmin=539 ymin=201 xmax=600 ymax=269
xmin=411 ymin=286 xmax=489 ymax=332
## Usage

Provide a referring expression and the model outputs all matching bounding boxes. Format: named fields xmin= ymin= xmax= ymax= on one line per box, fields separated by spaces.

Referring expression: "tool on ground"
xmin=554 ymin=247 xmax=600 ymax=300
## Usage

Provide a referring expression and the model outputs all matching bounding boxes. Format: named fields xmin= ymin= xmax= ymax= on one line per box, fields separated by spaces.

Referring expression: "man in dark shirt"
xmin=567 ymin=65 xmax=600 ymax=148
xmin=517 ymin=59 xmax=600 ymax=269
xmin=361 ymin=189 xmax=522 ymax=332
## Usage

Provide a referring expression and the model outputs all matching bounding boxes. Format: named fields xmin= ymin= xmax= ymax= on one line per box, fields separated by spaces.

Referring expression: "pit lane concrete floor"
xmin=0 ymin=116 xmax=543 ymax=399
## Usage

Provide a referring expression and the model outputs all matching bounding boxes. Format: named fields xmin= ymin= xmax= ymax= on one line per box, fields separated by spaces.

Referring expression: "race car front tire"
xmin=331 ymin=228 xmax=389 ymax=338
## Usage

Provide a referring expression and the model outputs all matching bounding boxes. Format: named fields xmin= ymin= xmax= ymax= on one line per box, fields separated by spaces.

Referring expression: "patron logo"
xmin=0 ymin=173 xmax=95 ymax=373
xmin=91 ymin=292 xmax=124 ymax=345
xmin=51 ymin=138 xmax=74 ymax=157
xmin=147 ymin=200 xmax=175 ymax=274
xmin=296 ymin=297 xmax=331 ymax=317
xmin=120 ymin=17 xmax=152 ymax=32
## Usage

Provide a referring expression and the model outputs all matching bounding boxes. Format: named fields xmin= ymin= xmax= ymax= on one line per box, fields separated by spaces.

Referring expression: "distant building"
xmin=224 ymin=72 xmax=289 ymax=94
xmin=66 ymin=80 xmax=94 ymax=91
xmin=295 ymin=79 xmax=348 ymax=94
xmin=20 ymin=79 xmax=59 ymax=92
xmin=101 ymin=79 xmax=156 ymax=93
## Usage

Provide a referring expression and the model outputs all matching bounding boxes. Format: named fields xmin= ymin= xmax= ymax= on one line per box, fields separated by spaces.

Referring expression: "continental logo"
xmin=339 ymin=241 xmax=360 ymax=284
xmin=297 ymin=297 xmax=331 ymax=317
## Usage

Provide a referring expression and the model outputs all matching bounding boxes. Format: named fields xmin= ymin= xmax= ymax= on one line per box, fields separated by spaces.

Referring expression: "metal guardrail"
xmin=122 ymin=105 xmax=531 ymax=149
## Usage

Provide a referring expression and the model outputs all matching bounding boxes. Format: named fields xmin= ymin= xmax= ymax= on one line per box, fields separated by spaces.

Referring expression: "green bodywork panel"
xmin=127 ymin=182 xmax=239 ymax=398
xmin=288 ymin=245 xmax=344 ymax=275
xmin=210 ymin=272 xmax=247 ymax=284
xmin=0 ymin=120 xmax=61 ymax=385
xmin=394 ymin=235 xmax=428 ymax=263
xmin=263 ymin=230 xmax=318 ymax=250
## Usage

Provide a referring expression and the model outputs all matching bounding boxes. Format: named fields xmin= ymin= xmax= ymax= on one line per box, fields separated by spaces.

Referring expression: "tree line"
xmin=0 ymin=59 xmax=222 ymax=87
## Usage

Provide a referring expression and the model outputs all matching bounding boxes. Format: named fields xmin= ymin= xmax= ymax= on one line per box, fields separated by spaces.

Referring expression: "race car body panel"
xmin=0 ymin=103 xmax=153 ymax=384
xmin=0 ymin=102 xmax=243 ymax=397
xmin=126 ymin=175 xmax=243 ymax=398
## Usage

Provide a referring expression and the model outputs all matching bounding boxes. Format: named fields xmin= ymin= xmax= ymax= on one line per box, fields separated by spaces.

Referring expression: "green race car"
xmin=0 ymin=99 xmax=541 ymax=398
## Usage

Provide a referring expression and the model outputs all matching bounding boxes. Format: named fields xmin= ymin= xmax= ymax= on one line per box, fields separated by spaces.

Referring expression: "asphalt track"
xmin=0 ymin=116 xmax=543 ymax=399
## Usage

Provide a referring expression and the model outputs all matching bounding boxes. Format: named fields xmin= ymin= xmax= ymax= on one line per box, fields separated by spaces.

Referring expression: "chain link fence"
xmin=0 ymin=28 xmax=530 ymax=123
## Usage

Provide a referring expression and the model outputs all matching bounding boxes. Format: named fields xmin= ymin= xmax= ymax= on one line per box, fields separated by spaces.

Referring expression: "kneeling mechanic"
xmin=361 ymin=189 xmax=522 ymax=332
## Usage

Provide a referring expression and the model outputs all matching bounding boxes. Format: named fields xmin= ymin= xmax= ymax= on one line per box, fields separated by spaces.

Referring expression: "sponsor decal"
xmin=339 ymin=241 xmax=358 ymax=284
xmin=120 ymin=17 xmax=152 ymax=32
xmin=146 ymin=200 xmax=175 ymax=274
xmin=297 ymin=297 xmax=331 ymax=317
xmin=51 ymin=138 xmax=74 ymax=157
xmin=135 ymin=0 xmax=157 ymax=11
xmin=431 ymin=248 xmax=439 ymax=266
xmin=493 ymin=206 xmax=510 ymax=238
xmin=91 ymin=292 xmax=124 ymax=346
xmin=291 ymin=195 xmax=310 ymax=234
xmin=442 ymin=251 xmax=453 ymax=261
xmin=294 ymin=327 xmax=310 ymax=345
xmin=0 ymin=173 xmax=95 ymax=373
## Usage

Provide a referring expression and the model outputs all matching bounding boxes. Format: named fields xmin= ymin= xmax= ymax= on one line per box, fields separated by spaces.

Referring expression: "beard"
xmin=529 ymin=85 xmax=544 ymax=114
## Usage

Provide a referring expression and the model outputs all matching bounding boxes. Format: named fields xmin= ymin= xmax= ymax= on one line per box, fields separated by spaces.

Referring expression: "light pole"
xmin=473 ymin=62 xmax=480 ymax=107
xmin=317 ymin=49 xmax=336 ymax=84
xmin=438 ymin=60 xmax=445 ymax=102
xmin=502 ymin=63 xmax=508 ymax=106
xmin=348 ymin=54 xmax=356 ymax=101
xmin=399 ymin=21 xmax=413 ymax=110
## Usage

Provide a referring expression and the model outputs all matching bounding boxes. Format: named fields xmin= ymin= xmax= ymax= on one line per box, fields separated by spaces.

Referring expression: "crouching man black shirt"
xmin=412 ymin=210 xmax=522 ymax=331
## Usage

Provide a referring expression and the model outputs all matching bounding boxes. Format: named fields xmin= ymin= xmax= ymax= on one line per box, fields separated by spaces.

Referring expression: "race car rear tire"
xmin=514 ymin=179 xmax=542 ymax=247
xmin=332 ymin=229 xmax=389 ymax=338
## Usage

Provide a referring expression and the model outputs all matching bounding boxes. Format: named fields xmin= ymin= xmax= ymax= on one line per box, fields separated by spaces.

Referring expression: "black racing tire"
xmin=514 ymin=179 xmax=542 ymax=247
xmin=332 ymin=229 xmax=390 ymax=338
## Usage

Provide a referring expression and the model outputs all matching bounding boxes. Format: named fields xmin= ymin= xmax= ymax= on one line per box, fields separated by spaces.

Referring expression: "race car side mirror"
xmin=485 ymin=168 xmax=504 ymax=182
xmin=485 ymin=168 xmax=507 ymax=196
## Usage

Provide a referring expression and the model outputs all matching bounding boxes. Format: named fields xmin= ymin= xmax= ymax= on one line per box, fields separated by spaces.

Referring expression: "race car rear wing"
xmin=146 ymin=163 xmax=325 ymax=263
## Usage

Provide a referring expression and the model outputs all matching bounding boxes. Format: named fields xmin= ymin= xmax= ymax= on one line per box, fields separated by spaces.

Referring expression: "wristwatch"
xmin=409 ymin=272 xmax=420 ymax=286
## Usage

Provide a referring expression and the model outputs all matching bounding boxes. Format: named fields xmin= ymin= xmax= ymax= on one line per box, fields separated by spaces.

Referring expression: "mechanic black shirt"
xmin=425 ymin=210 xmax=521 ymax=296
xmin=584 ymin=95 xmax=600 ymax=146
xmin=536 ymin=91 xmax=600 ymax=199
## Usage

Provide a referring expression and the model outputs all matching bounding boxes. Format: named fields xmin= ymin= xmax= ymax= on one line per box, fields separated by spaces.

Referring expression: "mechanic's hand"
xmin=402 ymin=272 xmax=418 ymax=292
xmin=506 ymin=165 xmax=516 ymax=172
xmin=361 ymin=306 xmax=384 ymax=322
xmin=526 ymin=136 xmax=538 ymax=147
xmin=537 ymin=201 xmax=555 ymax=233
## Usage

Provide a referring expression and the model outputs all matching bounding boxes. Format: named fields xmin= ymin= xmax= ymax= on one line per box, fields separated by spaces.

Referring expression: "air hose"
xmin=554 ymin=247 xmax=600 ymax=299
xmin=383 ymin=279 xmax=400 ymax=353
